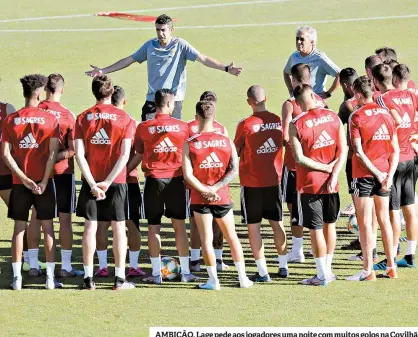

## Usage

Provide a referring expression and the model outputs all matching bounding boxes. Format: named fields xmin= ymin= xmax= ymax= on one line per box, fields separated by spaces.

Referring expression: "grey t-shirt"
xmin=132 ymin=37 xmax=199 ymax=102
xmin=284 ymin=49 xmax=340 ymax=94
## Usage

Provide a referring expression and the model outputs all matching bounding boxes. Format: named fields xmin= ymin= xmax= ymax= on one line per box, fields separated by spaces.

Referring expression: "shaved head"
xmin=247 ymin=85 xmax=266 ymax=104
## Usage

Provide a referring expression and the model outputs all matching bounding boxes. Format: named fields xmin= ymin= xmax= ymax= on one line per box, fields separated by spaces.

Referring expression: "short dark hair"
xmin=199 ymin=91 xmax=217 ymax=103
xmin=375 ymin=47 xmax=397 ymax=62
xmin=20 ymin=74 xmax=48 ymax=98
xmin=339 ymin=67 xmax=358 ymax=84
xmin=92 ymin=75 xmax=114 ymax=101
xmin=392 ymin=64 xmax=411 ymax=82
xmin=365 ymin=55 xmax=383 ymax=70
xmin=111 ymin=85 xmax=126 ymax=106
xmin=293 ymin=84 xmax=313 ymax=104
xmin=371 ymin=64 xmax=393 ymax=84
xmin=46 ymin=73 xmax=64 ymax=94
xmin=196 ymin=100 xmax=215 ymax=119
xmin=385 ymin=59 xmax=399 ymax=69
xmin=155 ymin=14 xmax=173 ymax=28
xmin=155 ymin=89 xmax=174 ymax=108
xmin=291 ymin=63 xmax=311 ymax=83
xmin=353 ymin=76 xmax=374 ymax=98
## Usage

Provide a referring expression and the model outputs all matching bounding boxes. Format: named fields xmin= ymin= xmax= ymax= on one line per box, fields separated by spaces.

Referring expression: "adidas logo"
xmin=313 ymin=130 xmax=335 ymax=149
xmin=199 ymin=152 xmax=223 ymax=169
xmin=399 ymin=113 xmax=412 ymax=129
xmin=257 ymin=138 xmax=278 ymax=154
xmin=372 ymin=124 xmax=390 ymax=140
xmin=154 ymin=137 xmax=177 ymax=153
xmin=19 ymin=133 xmax=38 ymax=149
xmin=91 ymin=128 xmax=111 ymax=144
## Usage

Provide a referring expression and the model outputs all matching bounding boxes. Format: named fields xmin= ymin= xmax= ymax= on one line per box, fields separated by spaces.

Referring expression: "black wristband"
xmin=225 ymin=65 xmax=229 ymax=72
xmin=326 ymin=91 xmax=332 ymax=98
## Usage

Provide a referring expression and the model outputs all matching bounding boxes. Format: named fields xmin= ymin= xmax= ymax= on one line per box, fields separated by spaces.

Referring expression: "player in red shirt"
xmin=183 ymin=100 xmax=253 ymax=290
xmin=235 ymin=85 xmax=287 ymax=281
xmin=373 ymin=64 xmax=418 ymax=270
xmin=281 ymin=64 xmax=328 ymax=264
xmin=289 ymin=84 xmax=347 ymax=286
xmin=187 ymin=91 xmax=230 ymax=273
xmin=1 ymin=74 xmax=60 ymax=290
xmin=130 ymin=89 xmax=199 ymax=284
xmin=365 ymin=55 xmax=383 ymax=101
xmin=95 ymin=86 xmax=146 ymax=278
xmin=75 ymin=75 xmax=135 ymax=291
xmin=347 ymin=76 xmax=399 ymax=281
xmin=390 ymin=64 xmax=418 ymax=268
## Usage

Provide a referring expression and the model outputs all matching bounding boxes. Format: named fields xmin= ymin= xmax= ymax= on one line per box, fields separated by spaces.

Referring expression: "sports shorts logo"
xmin=372 ymin=124 xmax=390 ymax=140
xmin=19 ymin=133 xmax=38 ymax=149
xmin=313 ymin=130 xmax=335 ymax=149
xmin=154 ymin=137 xmax=177 ymax=153
xmin=199 ymin=152 xmax=223 ymax=169
xmin=257 ymin=138 xmax=278 ymax=154
xmin=91 ymin=128 xmax=111 ymax=144
xmin=148 ymin=126 xmax=156 ymax=134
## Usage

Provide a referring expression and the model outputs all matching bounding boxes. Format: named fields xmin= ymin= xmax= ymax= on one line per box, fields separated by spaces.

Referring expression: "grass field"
xmin=1 ymin=0 xmax=418 ymax=335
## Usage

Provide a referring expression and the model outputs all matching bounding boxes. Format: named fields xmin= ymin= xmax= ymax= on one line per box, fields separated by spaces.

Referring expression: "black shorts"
xmin=0 ymin=174 xmax=12 ymax=191
xmin=390 ymin=159 xmax=416 ymax=210
xmin=126 ymin=182 xmax=143 ymax=228
xmin=8 ymin=179 xmax=56 ymax=221
xmin=143 ymin=176 xmax=188 ymax=224
xmin=414 ymin=155 xmax=418 ymax=183
xmin=141 ymin=100 xmax=183 ymax=121
xmin=345 ymin=159 xmax=354 ymax=195
xmin=53 ymin=173 xmax=76 ymax=214
xmin=352 ymin=177 xmax=389 ymax=198
xmin=76 ymin=181 xmax=128 ymax=222
xmin=191 ymin=204 xmax=233 ymax=219
xmin=300 ymin=193 xmax=340 ymax=230
xmin=241 ymin=185 xmax=283 ymax=224
xmin=281 ymin=168 xmax=300 ymax=226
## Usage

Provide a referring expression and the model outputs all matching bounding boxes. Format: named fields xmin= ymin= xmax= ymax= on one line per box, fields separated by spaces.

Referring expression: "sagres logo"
xmin=91 ymin=128 xmax=111 ymax=144
xmin=200 ymin=152 xmax=223 ymax=169
xmin=373 ymin=124 xmax=390 ymax=140
xmin=19 ymin=133 xmax=38 ymax=149
xmin=313 ymin=130 xmax=334 ymax=149
xmin=154 ymin=137 xmax=177 ymax=153
xmin=257 ymin=138 xmax=278 ymax=154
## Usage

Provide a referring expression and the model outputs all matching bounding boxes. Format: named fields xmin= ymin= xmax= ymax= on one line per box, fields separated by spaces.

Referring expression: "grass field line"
xmin=0 ymin=13 xmax=417 ymax=32
xmin=0 ymin=0 xmax=290 ymax=23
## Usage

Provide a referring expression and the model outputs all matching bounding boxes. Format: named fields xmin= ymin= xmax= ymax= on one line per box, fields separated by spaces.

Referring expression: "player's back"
xmin=349 ymin=102 xmax=395 ymax=178
xmin=188 ymin=131 xmax=232 ymax=205
xmin=138 ymin=113 xmax=188 ymax=178
xmin=292 ymin=108 xmax=340 ymax=194
xmin=2 ymin=106 xmax=58 ymax=183
xmin=187 ymin=118 xmax=226 ymax=137
xmin=75 ymin=104 xmax=132 ymax=183
xmin=235 ymin=111 xmax=283 ymax=188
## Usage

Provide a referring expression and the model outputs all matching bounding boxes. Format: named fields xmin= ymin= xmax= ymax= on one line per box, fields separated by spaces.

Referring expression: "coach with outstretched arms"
xmin=86 ymin=14 xmax=242 ymax=121
xmin=283 ymin=26 xmax=341 ymax=99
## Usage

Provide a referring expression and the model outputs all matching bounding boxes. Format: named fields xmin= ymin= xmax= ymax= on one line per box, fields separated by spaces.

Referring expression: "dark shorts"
xmin=54 ymin=173 xmax=76 ymax=214
xmin=8 ymin=179 xmax=56 ymax=221
xmin=141 ymin=100 xmax=183 ymax=121
xmin=126 ymin=182 xmax=143 ymax=228
xmin=76 ymin=181 xmax=128 ymax=222
xmin=191 ymin=204 xmax=233 ymax=219
xmin=0 ymin=174 xmax=12 ymax=191
xmin=390 ymin=159 xmax=416 ymax=210
xmin=241 ymin=185 xmax=283 ymax=224
xmin=300 ymin=193 xmax=340 ymax=230
xmin=352 ymin=177 xmax=390 ymax=198
xmin=143 ymin=176 xmax=188 ymax=224
xmin=281 ymin=167 xmax=300 ymax=226
xmin=345 ymin=159 xmax=354 ymax=195
xmin=414 ymin=155 xmax=418 ymax=183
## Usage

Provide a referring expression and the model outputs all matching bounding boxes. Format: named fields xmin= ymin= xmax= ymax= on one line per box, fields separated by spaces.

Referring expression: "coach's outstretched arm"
xmin=196 ymin=54 xmax=242 ymax=76
xmin=85 ymin=56 xmax=136 ymax=77
xmin=289 ymin=123 xmax=335 ymax=173
xmin=327 ymin=121 xmax=348 ymax=193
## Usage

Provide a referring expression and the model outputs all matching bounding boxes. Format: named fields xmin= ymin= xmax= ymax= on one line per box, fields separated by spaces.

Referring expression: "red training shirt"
xmin=187 ymin=118 xmax=227 ymax=137
xmin=127 ymin=117 xmax=139 ymax=184
xmin=0 ymin=102 xmax=11 ymax=176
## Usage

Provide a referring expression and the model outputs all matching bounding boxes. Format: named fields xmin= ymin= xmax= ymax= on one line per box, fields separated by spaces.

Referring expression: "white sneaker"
xmin=239 ymin=277 xmax=254 ymax=288
xmin=11 ymin=276 xmax=22 ymax=290
xmin=45 ymin=277 xmax=55 ymax=290
xmin=345 ymin=270 xmax=363 ymax=281
xmin=327 ymin=273 xmax=338 ymax=283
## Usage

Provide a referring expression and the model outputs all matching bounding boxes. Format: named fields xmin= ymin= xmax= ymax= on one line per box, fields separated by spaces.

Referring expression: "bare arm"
xmin=328 ymin=123 xmax=348 ymax=192
xmin=352 ymin=138 xmax=386 ymax=181
xmin=75 ymin=139 xmax=97 ymax=187
xmin=196 ymin=54 xmax=242 ymax=76
xmin=127 ymin=152 xmax=143 ymax=175
xmin=387 ymin=133 xmax=400 ymax=180
xmin=212 ymin=139 xmax=239 ymax=191
xmin=85 ymin=56 xmax=136 ymax=77
xmin=182 ymin=143 xmax=211 ymax=194
xmin=102 ymin=139 xmax=132 ymax=185
xmin=56 ymin=138 xmax=75 ymax=162
xmin=324 ymin=73 xmax=340 ymax=97
xmin=40 ymin=138 xmax=59 ymax=185
xmin=281 ymin=100 xmax=294 ymax=145
xmin=289 ymin=123 xmax=333 ymax=173
xmin=283 ymin=70 xmax=293 ymax=96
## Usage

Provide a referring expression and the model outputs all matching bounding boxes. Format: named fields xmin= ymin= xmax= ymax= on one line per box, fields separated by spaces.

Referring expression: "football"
xmin=347 ymin=214 xmax=359 ymax=235
xmin=161 ymin=256 xmax=181 ymax=280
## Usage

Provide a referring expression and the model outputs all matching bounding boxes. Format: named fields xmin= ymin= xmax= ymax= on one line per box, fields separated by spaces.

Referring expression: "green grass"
xmin=1 ymin=0 xmax=418 ymax=335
